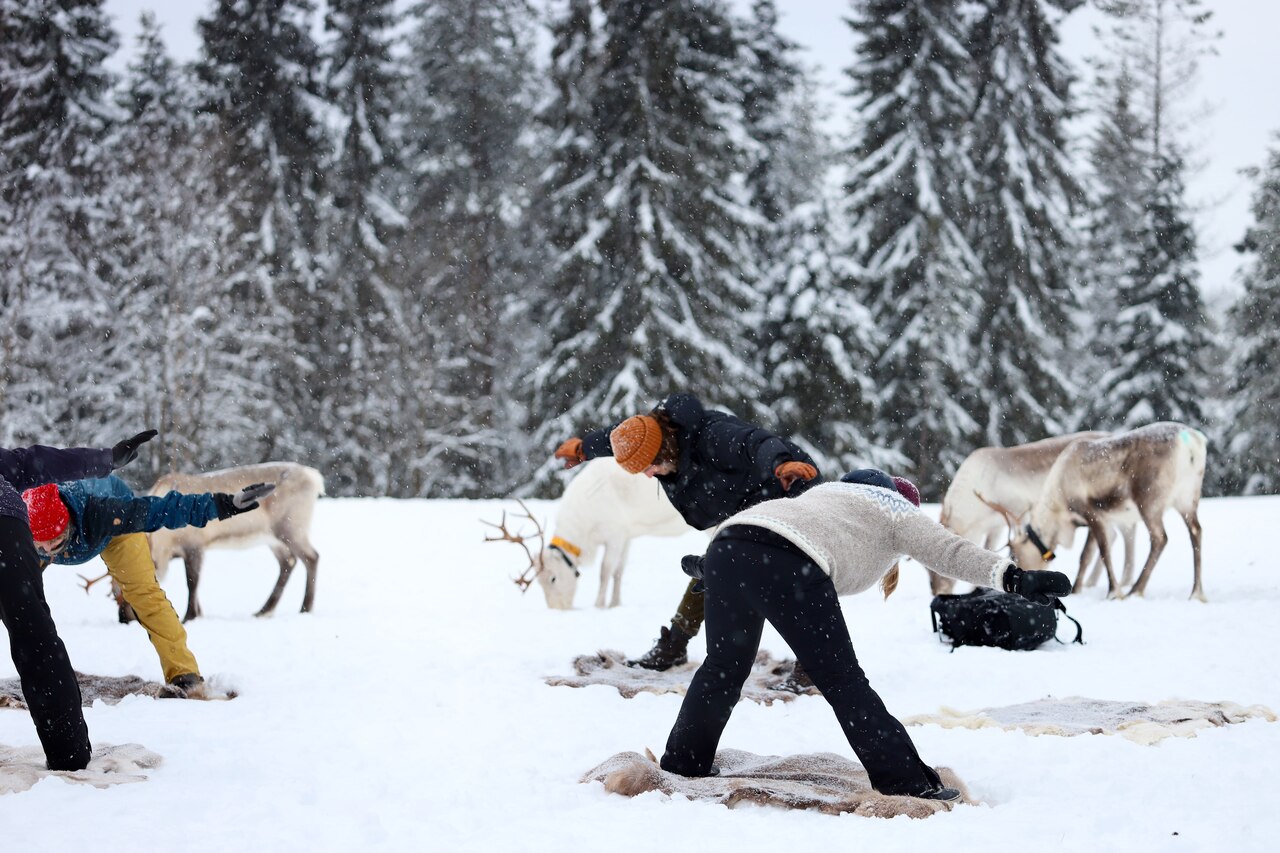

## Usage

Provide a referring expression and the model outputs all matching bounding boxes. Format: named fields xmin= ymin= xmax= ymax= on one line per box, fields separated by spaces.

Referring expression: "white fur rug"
xmin=0 ymin=743 xmax=162 ymax=796
xmin=582 ymin=748 xmax=971 ymax=818
xmin=546 ymin=650 xmax=818 ymax=704
xmin=905 ymin=696 xmax=1277 ymax=745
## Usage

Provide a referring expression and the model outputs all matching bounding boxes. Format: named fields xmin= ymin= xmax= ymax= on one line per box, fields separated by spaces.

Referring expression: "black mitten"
xmin=111 ymin=430 xmax=158 ymax=469
xmin=1003 ymin=564 xmax=1072 ymax=606
xmin=680 ymin=554 xmax=705 ymax=581
xmin=213 ymin=482 xmax=276 ymax=519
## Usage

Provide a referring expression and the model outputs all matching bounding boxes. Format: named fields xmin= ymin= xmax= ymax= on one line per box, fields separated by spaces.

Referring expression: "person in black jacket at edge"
xmin=0 ymin=429 xmax=156 ymax=771
xmin=554 ymin=394 xmax=821 ymax=680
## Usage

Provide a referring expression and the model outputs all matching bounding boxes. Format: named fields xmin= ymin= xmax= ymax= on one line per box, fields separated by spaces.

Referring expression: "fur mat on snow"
xmin=0 ymin=671 xmax=236 ymax=708
xmin=582 ymin=748 xmax=972 ymax=818
xmin=546 ymin=650 xmax=818 ymax=704
xmin=905 ymin=696 xmax=1277 ymax=745
xmin=0 ymin=743 xmax=162 ymax=795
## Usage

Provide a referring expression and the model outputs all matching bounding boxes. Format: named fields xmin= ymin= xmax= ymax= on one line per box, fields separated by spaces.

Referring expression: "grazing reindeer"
xmin=148 ymin=463 xmax=325 ymax=620
xmin=937 ymin=432 xmax=1137 ymax=594
xmin=484 ymin=458 xmax=696 ymax=609
xmin=1004 ymin=423 xmax=1207 ymax=601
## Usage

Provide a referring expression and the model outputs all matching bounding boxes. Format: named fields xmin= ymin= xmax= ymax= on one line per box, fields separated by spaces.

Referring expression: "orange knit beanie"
xmin=610 ymin=415 xmax=663 ymax=474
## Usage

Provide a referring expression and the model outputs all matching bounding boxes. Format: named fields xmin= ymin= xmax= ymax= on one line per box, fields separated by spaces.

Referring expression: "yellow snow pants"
xmin=101 ymin=533 xmax=200 ymax=683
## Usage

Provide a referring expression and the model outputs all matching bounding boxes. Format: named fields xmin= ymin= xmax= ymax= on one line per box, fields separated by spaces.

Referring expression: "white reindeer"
xmin=487 ymin=458 xmax=696 ymax=610
xmin=938 ymin=432 xmax=1137 ymax=594
xmin=1006 ymin=423 xmax=1207 ymax=601
xmin=148 ymin=463 xmax=325 ymax=620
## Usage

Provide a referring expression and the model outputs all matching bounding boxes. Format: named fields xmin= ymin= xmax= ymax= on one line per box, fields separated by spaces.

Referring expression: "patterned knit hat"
xmin=22 ymin=484 xmax=70 ymax=541
xmin=891 ymin=476 xmax=921 ymax=507
xmin=610 ymin=415 xmax=663 ymax=474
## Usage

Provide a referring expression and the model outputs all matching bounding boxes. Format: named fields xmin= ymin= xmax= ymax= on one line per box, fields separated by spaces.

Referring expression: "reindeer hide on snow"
xmin=545 ymin=650 xmax=818 ymax=704
xmin=905 ymin=696 xmax=1276 ymax=745
xmin=582 ymin=749 xmax=973 ymax=818
xmin=0 ymin=743 xmax=162 ymax=796
xmin=0 ymin=671 xmax=237 ymax=708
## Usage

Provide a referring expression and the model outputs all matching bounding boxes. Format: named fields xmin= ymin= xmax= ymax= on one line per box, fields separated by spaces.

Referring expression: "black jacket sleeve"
xmin=581 ymin=423 xmax=622 ymax=460
xmin=0 ymin=445 xmax=114 ymax=491
xmin=696 ymin=416 xmax=793 ymax=485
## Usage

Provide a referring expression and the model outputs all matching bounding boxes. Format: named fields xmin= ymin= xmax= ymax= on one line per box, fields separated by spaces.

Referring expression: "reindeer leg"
xmin=1084 ymin=526 xmax=1113 ymax=588
xmin=1120 ymin=523 xmax=1138 ymax=588
xmin=1183 ymin=509 xmax=1205 ymax=602
xmin=1075 ymin=531 xmax=1097 ymax=594
xmin=183 ymin=549 xmax=204 ymax=622
xmin=113 ymin=578 xmax=137 ymax=624
xmin=609 ymin=541 xmax=630 ymax=609
xmin=1127 ymin=511 xmax=1169 ymax=599
xmin=295 ymin=539 xmax=320 ymax=614
xmin=1085 ymin=517 xmax=1122 ymax=599
xmin=256 ymin=542 xmax=296 ymax=617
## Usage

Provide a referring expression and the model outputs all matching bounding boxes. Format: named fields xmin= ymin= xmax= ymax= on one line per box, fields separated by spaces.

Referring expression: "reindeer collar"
xmin=1024 ymin=524 xmax=1056 ymax=562
xmin=545 ymin=537 xmax=581 ymax=571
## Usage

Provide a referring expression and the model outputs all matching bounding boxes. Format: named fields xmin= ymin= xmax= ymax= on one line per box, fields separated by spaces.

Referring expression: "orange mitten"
xmin=774 ymin=461 xmax=818 ymax=491
xmin=554 ymin=437 xmax=586 ymax=469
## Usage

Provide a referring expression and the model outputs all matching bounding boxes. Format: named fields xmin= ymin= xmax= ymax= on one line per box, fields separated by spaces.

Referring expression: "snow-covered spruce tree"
xmin=194 ymin=0 xmax=327 ymax=465
xmin=531 ymin=0 xmax=762 ymax=478
xmin=395 ymin=0 xmax=542 ymax=498
xmin=0 ymin=0 xmax=118 ymax=443
xmin=1083 ymin=0 xmax=1219 ymax=432
xmin=313 ymin=0 xmax=407 ymax=495
xmin=965 ymin=0 xmax=1083 ymax=448
xmin=736 ymin=0 xmax=800 ymax=232
xmin=101 ymin=13 xmax=249 ymax=482
xmin=1221 ymin=138 xmax=1280 ymax=495
xmin=1092 ymin=153 xmax=1212 ymax=428
xmin=1076 ymin=64 xmax=1148 ymax=429
xmin=840 ymin=0 xmax=982 ymax=497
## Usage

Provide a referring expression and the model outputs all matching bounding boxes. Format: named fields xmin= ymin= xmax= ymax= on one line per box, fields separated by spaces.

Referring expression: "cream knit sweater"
xmin=719 ymin=482 xmax=1008 ymax=596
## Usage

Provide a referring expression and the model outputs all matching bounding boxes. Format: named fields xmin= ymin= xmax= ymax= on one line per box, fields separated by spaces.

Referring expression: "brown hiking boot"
xmin=626 ymin=625 xmax=692 ymax=671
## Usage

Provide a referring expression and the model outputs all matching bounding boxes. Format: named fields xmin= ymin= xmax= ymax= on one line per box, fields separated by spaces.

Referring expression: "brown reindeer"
xmin=147 ymin=463 xmax=325 ymax=620
xmin=1003 ymin=423 xmax=1207 ymax=601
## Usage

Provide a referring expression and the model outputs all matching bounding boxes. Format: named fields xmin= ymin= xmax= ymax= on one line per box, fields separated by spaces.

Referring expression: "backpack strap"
xmin=1052 ymin=599 xmax=1084 ymax=645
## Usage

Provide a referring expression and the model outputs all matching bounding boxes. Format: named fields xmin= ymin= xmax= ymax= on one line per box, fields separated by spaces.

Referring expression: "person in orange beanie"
xmin=554 ymin=394 xmax=821 ymax=671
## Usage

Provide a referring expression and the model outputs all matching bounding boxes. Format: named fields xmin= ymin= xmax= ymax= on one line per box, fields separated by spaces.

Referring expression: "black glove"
xmin=111 ymin=430 xmax=158 ymax=469
xmin=213 ymin=482 xmax=276 ymax=520
xmin=681 ymin=554 xmax=704 ymax=581
xmin=681 ymin=554 xmax=706 ymax=593
xmin=1003 ymin=564 xmax=1072 ymax=606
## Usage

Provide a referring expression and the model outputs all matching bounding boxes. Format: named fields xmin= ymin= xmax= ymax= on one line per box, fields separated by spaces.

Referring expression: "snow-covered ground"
xmin=1 ymin=495 xmax=1277 ymax=851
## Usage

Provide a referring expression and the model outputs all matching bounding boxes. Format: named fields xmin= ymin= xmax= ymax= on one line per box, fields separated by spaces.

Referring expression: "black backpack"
xmin=930 ymin=589 xmax=1083 ymax=651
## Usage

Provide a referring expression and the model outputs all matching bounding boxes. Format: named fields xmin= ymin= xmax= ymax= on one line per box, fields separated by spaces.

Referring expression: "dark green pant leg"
xmin=671 ymin=577 xmax=705 ymax=636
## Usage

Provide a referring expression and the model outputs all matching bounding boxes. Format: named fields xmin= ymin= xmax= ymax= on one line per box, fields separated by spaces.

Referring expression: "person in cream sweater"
xmin=660 ymin=468 xmax=1071 ymax=802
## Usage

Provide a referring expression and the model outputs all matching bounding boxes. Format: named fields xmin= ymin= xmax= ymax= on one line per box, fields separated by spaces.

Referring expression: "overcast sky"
xmin=101 ymin=0 xmax=1280 ymax=299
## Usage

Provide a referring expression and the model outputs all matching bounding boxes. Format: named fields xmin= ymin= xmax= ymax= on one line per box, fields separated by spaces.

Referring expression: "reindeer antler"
xmin=973 ymin=490 xmax=1030 ymax=553
xmin=76 ymin=571 xmax=112 ymax=595
xmin=481 ymin=499 xmax=547 ymax=593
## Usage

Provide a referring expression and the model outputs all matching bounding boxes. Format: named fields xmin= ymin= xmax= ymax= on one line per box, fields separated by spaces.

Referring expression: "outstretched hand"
xmin=554 ymin=437 xmax=585 ymax=469
xmin=774 ymin=461 xmax=818 ymax=492
xmin=111 ymin=430 xmax=158 ymax=469
xmin=214 ymin=482 xmax=276 ymax=519
xmin=1003 ymin=565 xmax=1072 ymax=606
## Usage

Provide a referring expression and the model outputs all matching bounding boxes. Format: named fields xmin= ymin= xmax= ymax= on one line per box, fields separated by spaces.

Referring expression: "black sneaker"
xmin=626 ymin=625 xmax=691 ymax=671
xmin=913 ymin=785 xmax=962 ymax=803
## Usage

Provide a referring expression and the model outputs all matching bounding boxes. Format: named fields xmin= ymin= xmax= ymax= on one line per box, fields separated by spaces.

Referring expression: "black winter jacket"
xmin=580 ymin=394 xmax=821 ymax=531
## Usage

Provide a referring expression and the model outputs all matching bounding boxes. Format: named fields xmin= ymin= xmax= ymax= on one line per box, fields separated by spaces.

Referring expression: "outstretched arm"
xmin=82 ymin=491 xmax=221 ymax=536
xmin=0 ymin=446 xmax=113 ymax=492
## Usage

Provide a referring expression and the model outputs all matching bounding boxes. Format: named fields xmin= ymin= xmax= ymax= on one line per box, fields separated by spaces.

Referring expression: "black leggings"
xmin=0 ymin=516 xmax=91 ymax=770
xmin=661 ymin=525 xmax=940 ymax=796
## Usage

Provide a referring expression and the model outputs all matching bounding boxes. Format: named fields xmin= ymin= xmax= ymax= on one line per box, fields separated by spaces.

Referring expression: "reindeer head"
xmin=482 ymin=501 xmax=579 ymax=610
xmin=974 ymin=490 xmax=1059 ymax=569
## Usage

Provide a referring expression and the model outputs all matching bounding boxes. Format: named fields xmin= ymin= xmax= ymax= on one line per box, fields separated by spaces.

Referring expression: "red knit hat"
xmin=610 ymin=415 xmax=663 ymax=474
xmin=891 ymin=476 xmax=921 ymax=507
xmin=22 ymin=484 xmax=70 ymax=541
